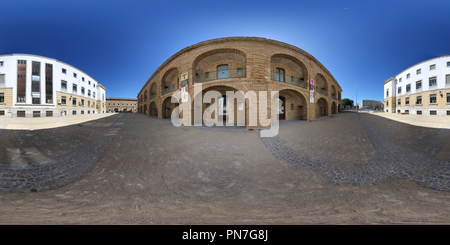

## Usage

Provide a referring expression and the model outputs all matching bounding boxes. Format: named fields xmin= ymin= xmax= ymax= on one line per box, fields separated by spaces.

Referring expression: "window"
xmin=430 ymin=110 xmax=437 ymax=115
xmin=93 ymin=92 xmax=96 ymax=98
xmin=447 ymin=93 xmax=450 ymax=103
xmin=81 ymin=87 xmax=85 ymax=95
xmin=0 ymin=61 xmax=3 ymax=66
xmin=237 ymin=68 xmax=243 ymax=75
xmin=386 ymin=100 xmax=389 ymax=106
xmin=407 ymin=73 xmax=410 ymax=79
xmin=0 ymin=74 xmax=4 ymax=84
xmin=430 ymin=64 xmax=436 ymax=70
xmin=73 ymin=98 xmax=77 ymax=106
xmin=88 ymin=80 xmax=91 ymax=85
xmin=217 ymin=65 xmax=229 ymax=79
xmin=82 ymin=77 xmax=85 ymax=82
xmin=88 ymin=101 xmax=90 ymax=107
xmin=88 ymin=89 xmax=91 ymax=96
xmin=276 ymin=68 xmax=285 ymax=82
xmin=447 ymin=62 xmax=450 ymax=67
xmin=405 ymin=97 xmax=409 ymax=105
xmin=430 ymin=94 xmax=437 ymax=104
xmin=81 ymin=99 xmax=84 ymax=106
xmin=386 ymin=89 xmax=389 ymax=97
xmin=417 ymin=110 xmax=422 ymax=115
xmin=73 ymin=84 xmax=77 ymax=92
xmin=446 ymin=74 xmax=450 ymax=85
xmin=73 ymin=73 xmax=77 ymax=78
xmin=399 ymin=78 xmax=402 ymax=83
xmin=406 ymin=84 xmax=411 ymax=92
xmin=0 ymin=93 xmax=4 ymax=103
xmin=205 ymin=72 xmax=209 ymax=79
xmin=398 ymin=87 xmax=401 ymax=94
xmin=61 ymin=80 xmax=67 ymax=90
xmin=61 ymin=96 xmax=67 ymax=105
xmin=417 ymin=69 xmax=421 ymax=75
xmin=416 ymin=96 xmax=422 ymax=105
xmin=429 ymin=77 xmax=437 ymax=87
xmin=62 ymin=68 xmax=66 ymax=74
xmin=416 ymin=80 xmax=422 ymax=90
xmin=398 ymin=99 xmax=401 ymax=106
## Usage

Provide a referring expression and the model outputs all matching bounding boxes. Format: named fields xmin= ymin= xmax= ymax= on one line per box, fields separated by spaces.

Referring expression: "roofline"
xmin=0 ymin=53 xmax=100 ymax=84
xmin=394 ymin=55 xmax=450 ymax=78
xmin=138 ymin=36 xmax=341 ymax=95
xmin=106 ymin=97 xmax=137 ymax=101
xmin=383 ymin=77 xmax=397 ymax=85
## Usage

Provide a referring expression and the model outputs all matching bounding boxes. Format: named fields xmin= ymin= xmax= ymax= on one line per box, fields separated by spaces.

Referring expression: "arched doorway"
xmin=316 ymin=98 xmax=328 ymax=117
xmin=278 ymin=89 xmax=308 ymax=121
xmin=277 ymin=96 xmax=285 ymax=120
xmin=331 ymin=101 xmax=337 ymax=114
xmin=162 ymin=96 xmax=179 ymax=119
xmin=193 ymin=85 xmax=245 ymax=126
xmin=150 ymin=102 xmax=158 ymax=116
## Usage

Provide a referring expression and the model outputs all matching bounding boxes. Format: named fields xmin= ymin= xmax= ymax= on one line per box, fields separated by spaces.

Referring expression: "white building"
xmin=0 ymin=54 xmax=106 ymax=117
xmin=383 ymin=56 xmax=450 ymax=116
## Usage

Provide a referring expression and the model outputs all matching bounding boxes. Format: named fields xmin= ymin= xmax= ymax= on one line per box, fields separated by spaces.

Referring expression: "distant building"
xmin=359 ymin=100 xmax=383 ymax=109
xmin=384 ymin=56 xmax=450 ymax=116
xmin=106 ymin=98 xmax=138 ymax=112
xmin=0 ymin=54 xmax=106 ymax=117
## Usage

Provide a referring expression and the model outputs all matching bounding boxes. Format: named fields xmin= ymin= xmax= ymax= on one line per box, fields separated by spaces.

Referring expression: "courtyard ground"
xmin=1 ymin=111 xmax=450 ymax=224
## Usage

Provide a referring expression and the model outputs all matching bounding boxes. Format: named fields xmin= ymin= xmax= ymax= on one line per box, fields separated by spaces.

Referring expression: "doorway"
xmin=278 ymin=96 xmax=285 ymax=120
xmin=218 ymin=95 xmax=228 ymax=122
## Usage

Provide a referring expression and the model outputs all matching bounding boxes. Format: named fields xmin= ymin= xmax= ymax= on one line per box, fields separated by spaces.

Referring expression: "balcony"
xmin=315 ymin=87 xmax=328 ymax=96
xmin=194 ymin=68 xmax=246 ymax=83
xmin=270 ymin=72 xmax=307 ymax=89
xmin=331 ymin=95 xmax=337 ymax=101
xmin=149 ymin=93 xmax=156 ymax=100
xmin=162 ymin=83 xmax=179 ymax=96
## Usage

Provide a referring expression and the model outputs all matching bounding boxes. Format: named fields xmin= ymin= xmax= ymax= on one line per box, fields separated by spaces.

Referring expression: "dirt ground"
xmin=1 ymin=112 xmax=450 ymax=225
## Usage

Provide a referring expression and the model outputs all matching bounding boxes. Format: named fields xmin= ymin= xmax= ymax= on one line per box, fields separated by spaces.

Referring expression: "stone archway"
xmin=316 ymin=97 xmax=328 ymax=117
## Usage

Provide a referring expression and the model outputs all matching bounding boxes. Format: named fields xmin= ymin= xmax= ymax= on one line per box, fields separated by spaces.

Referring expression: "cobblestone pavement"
xmin=3 ymin=111 xmax=450 ymax=224
xmin=0 ymin=114 xmax=125 ymax=193
xmin=260 ymin=113 xmax=450 ymax=191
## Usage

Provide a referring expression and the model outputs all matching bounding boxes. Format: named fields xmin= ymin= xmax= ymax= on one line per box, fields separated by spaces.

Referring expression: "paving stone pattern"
xmin=0 ymin=114 xmax=125 ymax=193
xmin=260 ymin=113 xmax=450 ymax=191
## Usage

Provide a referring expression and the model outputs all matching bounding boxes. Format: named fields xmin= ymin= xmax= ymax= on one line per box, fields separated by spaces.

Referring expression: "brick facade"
xmin=138 ymin=37 xmax=342 ymax=128
xmin=106 ymin=98 xmax=138 ymax=112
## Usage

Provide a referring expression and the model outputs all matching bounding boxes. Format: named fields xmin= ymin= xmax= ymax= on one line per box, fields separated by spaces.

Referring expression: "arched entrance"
xmin=150 ymin=102 xmax=158 ymax=116
xmin=278 ymin=89 xmax=308 ymax=121
xmin=331 ymin=101 xmax=337 ymax=114
xmin=162 ymin=96 xmax=179 ymax=119
xmin=316 ymin=98 xmax=328 ymax=117
xmin=277 ymin=96 xmax=286 ymax=120
xmin=193 ymin=85 xmax=245 ymax=126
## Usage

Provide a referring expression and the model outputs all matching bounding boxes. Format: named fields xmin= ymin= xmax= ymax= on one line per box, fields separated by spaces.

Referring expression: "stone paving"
xmin=0 ymin=114 xmax=125 ymax=193
xmin=1 ymin=111 xmax=450 ymax=194
xmin=260 ymin=112 xmax=450 ymax=191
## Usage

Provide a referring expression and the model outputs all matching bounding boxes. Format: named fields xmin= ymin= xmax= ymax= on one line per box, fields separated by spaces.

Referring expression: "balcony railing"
xmin=315 ymin=87 xmax=328 ymax=96
xmin=149 ymin=93 xmax=156 ymax=100
xmin=331 ymin=95 xmax=337 ymax=101
xmin=162 ymin=83 xmax=179 ymax=96
xmin=270 ymin=72 xmax=307 ymax=89
xmin=194 ymin=68 xmax=246 ymax=83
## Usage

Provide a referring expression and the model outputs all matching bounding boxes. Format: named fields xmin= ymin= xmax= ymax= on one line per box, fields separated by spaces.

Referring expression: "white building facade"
xmin=383 ymin=56 xmax=450 ymax=116
xmin=0 ymin=54 xmax=106 ymax=118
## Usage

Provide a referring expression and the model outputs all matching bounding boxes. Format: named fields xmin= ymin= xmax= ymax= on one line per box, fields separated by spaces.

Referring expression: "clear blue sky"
xmin=1 ymin=0 xmax=450 ymax=104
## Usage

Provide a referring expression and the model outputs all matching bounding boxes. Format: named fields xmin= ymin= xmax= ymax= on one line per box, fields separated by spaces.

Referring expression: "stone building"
xmin=0 ymin=54 xmax=106 ymax=117
xmin=106 ymin=97 xmax=138 ymax=112
xmin=360 ymin=100 xmax=383 ymax=109
xmin=384 ymin=56 xmax=450 ymax=115
xmin=137 ymin=37 xmax=343 ymax=128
